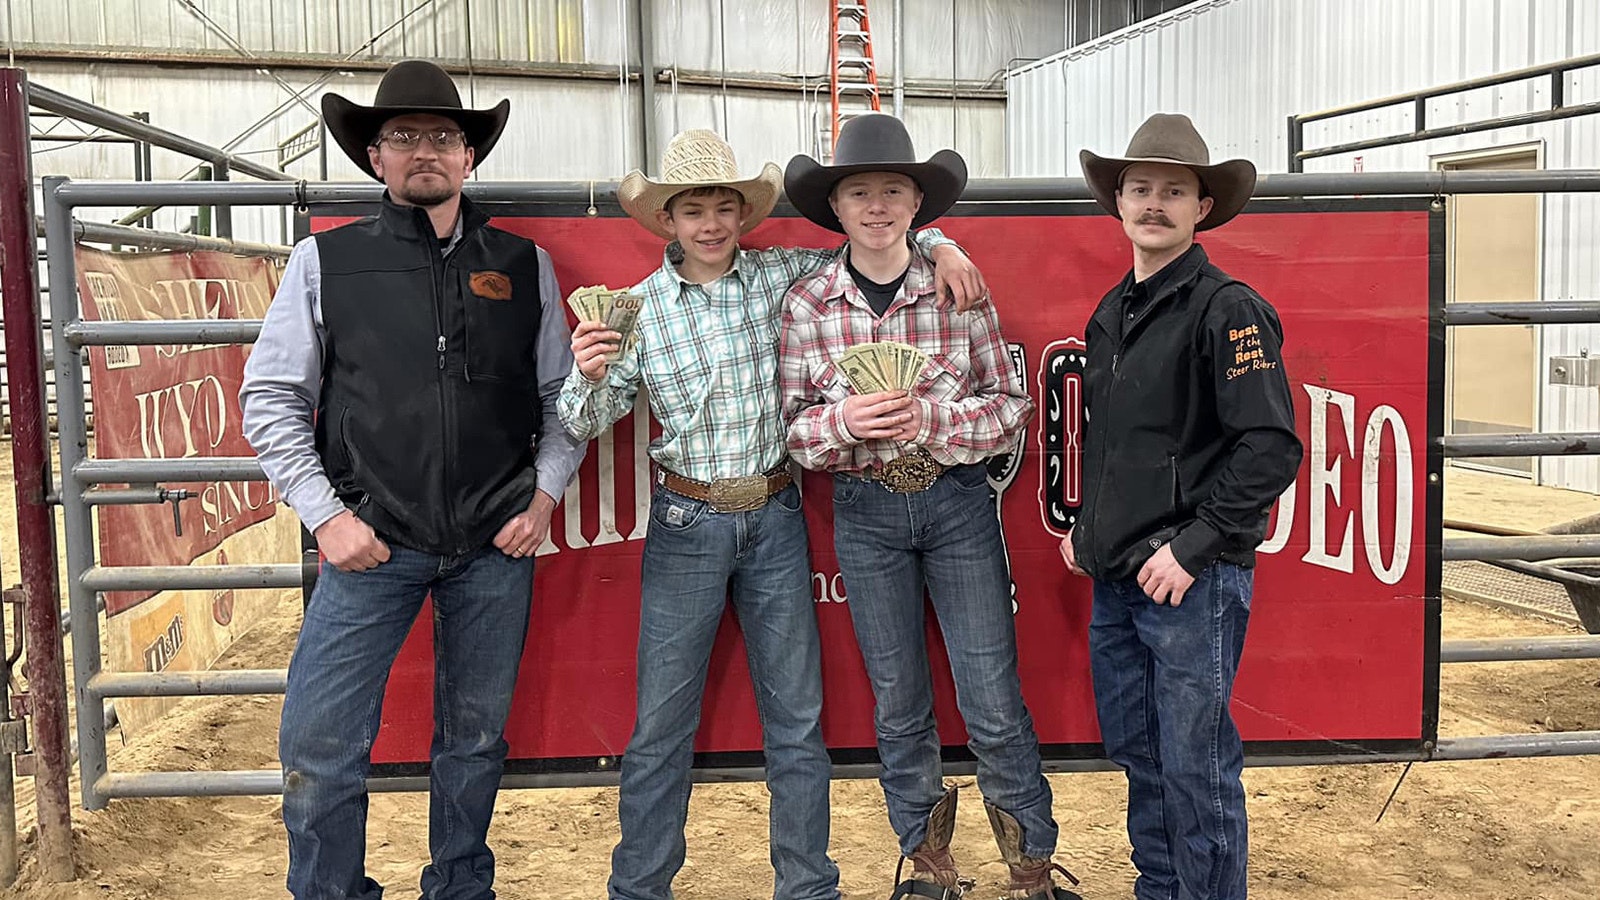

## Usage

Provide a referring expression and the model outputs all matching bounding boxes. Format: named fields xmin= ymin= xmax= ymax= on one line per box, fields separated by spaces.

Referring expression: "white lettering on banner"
xmin=198 ymin=479 xmax=279 ymax=537
xmin=1302 ymin=385 xmax=1356 ymax=573
xmin=147 ymin=279 xmax=266 ymax=358
xmin=1258 ymin=386 xmax=1416 ymax=585
xmin=540 ymin=392 xmax=654 ymax=557
xmin=1258 ymin=482 xmax=1297 ymax=554
xmin=83 ymin=271 xmax=143 ymax=370
xmin=812 ymin=570 xmax=848 ymax=604
xmin=142 ymin=614 xmax=185 ymax=672
xmin=1362 ymin=404 xmax=1413 ymax=585
xmin=132 ymin=374 xmax=228 ymax=459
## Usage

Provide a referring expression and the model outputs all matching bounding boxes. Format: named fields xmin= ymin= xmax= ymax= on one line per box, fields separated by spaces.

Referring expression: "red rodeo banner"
xmin=311 ymin=198 xmax=1441 ymax=772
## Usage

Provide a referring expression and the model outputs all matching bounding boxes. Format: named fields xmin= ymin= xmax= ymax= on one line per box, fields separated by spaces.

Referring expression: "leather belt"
xmin=659 ymin=466 xmax=793 ymax=513
xmin=863 ymin=447 xmax=946 ymax=494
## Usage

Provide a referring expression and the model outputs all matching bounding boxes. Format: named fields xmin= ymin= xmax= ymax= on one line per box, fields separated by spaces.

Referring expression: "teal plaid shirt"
xmin=558 ymin=232 xmax=952 ymax=482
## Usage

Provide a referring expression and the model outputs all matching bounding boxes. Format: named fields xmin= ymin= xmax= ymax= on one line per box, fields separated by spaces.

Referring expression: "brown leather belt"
xmin=862 ymin=447 xmax=947 ymax=494
xmin=659 ymin=466 xmax=794 ymax=513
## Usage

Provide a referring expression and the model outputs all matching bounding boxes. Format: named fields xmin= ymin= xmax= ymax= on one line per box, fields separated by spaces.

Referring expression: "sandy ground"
xmin=2 ymin=448 xmax=1598 ymax=899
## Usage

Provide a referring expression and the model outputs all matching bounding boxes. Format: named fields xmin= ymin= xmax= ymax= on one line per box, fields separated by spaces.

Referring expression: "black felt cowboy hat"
xmin=1079 ymin=113 xmax=1257 ymax=231
xmin=321 ymin=59 xmax=511 ymax=181
xmin=784 ymin=113 xmax=967 ymax=233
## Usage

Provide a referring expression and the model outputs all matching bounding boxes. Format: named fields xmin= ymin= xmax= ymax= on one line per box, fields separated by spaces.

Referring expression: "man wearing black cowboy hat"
xmin=779 ymin=114 xmax=1079 ymax=900
xmin=1060 ymin=113 xmax=1302 ymax=900
xmin=241 ymin=59 xmax=584 ymax=900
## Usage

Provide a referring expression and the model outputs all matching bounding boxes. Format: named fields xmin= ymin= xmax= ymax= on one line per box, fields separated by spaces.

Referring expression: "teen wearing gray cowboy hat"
xmin=322 ymin=58 xmax=510 ymax=181
xmin=1062 ymin=113 xmax=1299 ymax=900
xmin=779 ymin=114 xmax=1081 ymax=900
xmin=784 ymin=112 xmax=968 ymax=233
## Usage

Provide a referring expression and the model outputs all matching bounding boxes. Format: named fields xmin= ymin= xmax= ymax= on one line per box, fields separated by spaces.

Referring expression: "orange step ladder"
xmin=827 ymin=0 xmax=883 ymax=159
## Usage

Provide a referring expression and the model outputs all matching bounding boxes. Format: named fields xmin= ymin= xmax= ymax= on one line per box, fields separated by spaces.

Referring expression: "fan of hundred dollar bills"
xmin=566 ymin=285 xmax=643 ymax=363
xmin=838 ymin=341 xmax=930 ymax=394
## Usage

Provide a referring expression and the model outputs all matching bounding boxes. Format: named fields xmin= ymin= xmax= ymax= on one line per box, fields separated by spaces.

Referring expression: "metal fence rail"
xmin=26 ymin=167 xmax=1600 ymax=819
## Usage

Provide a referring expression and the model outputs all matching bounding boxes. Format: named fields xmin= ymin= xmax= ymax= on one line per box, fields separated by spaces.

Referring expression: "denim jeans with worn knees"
xmin=608 ymin=484 xmax=839 ymax=900
xmin=832 ymin=464 xmax=1058 ymax=859
xmin=279 ymin=544 xmax=535 ymax=900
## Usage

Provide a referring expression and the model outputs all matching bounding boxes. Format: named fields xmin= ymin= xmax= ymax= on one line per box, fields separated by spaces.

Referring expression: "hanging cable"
xmin=618 ymin=0 xmax=630 ymax=175
xmin=718 ymin=0 xmax=729 ymax=131
xmin=950 ymin=0 xmax=958 ymax=149
xmin=672 ymin=0 xmax=682 ymax=134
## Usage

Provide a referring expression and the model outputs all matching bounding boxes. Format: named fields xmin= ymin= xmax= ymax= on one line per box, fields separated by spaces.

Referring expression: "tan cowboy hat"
xmin=785 ymin=113 xmax=967 ymax=233
xmin=1079 ymin=113 xmax=1257 ymax=231
xmin=322 ymin=60 xmax=510 ymax=181
xmin=618 ymin=130 xmax=783 ymax=240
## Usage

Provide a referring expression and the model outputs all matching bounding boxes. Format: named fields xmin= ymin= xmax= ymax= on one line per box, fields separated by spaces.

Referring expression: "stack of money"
xmin=566 ymin=285 xmax=643 ymax=362
xmin=838 ymin=341 xmax=930 ymax=394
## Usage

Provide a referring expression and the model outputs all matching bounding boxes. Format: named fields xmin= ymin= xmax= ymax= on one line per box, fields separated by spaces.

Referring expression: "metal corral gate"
xmin=7 ymin=81 xmax=1600 ymax=886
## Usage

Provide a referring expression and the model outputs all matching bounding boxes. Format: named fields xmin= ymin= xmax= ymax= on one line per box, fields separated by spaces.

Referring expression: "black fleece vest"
xmin=313 ymin=194 xmax=544 ymax=555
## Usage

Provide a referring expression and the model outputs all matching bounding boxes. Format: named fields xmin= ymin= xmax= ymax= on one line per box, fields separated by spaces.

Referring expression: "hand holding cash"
xmin=837 ymin=341 xmax=930 ymax=394
xmin=836 ymin=341 xmax=932 ymax=443
xmin=566 ymin=285 xmax=643 ymax=365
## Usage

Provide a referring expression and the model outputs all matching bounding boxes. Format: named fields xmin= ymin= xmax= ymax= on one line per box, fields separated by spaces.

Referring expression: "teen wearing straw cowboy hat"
xmin=1061 ymin=112 xmax=1302 ymax=900
xmin=559 ymin=127 xmax=987 ymax=900
xmin=243 ymin=58 xmax=585 ymax=900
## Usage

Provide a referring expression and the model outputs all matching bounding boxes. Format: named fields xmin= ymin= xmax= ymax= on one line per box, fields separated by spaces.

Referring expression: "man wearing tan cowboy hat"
xmin=779 ymin=113 xmax=1080 ymax=900
xmin=1060 ymin=113 xmax=1302 ymax=900
xmin=558 ymin=128 xmax=986 ymax=900
xmin=242 ymin=59 xmax=584 ymax=900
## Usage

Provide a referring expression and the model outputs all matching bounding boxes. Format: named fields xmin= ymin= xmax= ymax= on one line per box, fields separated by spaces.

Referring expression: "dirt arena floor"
xmin=2 ymin=446 xmax=1597 ymax=900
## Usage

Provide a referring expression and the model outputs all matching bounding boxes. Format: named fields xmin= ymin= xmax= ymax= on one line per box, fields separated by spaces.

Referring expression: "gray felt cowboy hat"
xmin=1079 ymin=113 xmax=1257 ymax=231
xmin=784 ymin=113 xmax=967 ymax=233
xmin=322 ymin=59 xmax=510 ymax=181
xmin=618 ymin=129 xmax=783 ymax=240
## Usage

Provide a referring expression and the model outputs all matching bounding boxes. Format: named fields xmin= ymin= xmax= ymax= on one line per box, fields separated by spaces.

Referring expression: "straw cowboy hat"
xmin=618 ymin=130 xmax=783 ymax=240
xmin=784 ymin=113 xmax=967 ymax=233
xmin=1079 ymin=113 xmax=1257 ymax=231
xmin=322 ymin=59 xmax=511 ymax=181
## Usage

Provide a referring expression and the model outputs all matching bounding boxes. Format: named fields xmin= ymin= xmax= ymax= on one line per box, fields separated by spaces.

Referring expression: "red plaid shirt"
xmin=779 ymin=246 xmax=1033 ymax=474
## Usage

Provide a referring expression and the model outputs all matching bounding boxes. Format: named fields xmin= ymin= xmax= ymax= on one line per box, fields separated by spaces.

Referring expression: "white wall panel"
xmin=1007 ymin=0 xmax=1600 ymax=492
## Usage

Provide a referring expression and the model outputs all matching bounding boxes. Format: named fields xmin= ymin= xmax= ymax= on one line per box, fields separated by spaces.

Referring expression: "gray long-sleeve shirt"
xmin=240 ymin=233 xmax=585 ymax=534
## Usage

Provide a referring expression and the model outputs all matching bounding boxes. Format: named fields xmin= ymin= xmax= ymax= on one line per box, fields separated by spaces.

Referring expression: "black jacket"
xmin=313 ymin=194 xmax=545 ymax=555
xmin=1072 ymin=244 xmax=1303 ymax=581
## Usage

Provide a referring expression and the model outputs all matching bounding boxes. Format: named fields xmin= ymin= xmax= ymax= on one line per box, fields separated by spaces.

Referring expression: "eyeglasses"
xmin=373 ymin=128 xmax=467 ymax=152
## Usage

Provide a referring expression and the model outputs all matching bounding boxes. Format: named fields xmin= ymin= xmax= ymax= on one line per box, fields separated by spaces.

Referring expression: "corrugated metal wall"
xmin=7 ymin=0 xmax=1065 ymax=204
xmin=1007 ymin=0 xmax=1600 ymax=493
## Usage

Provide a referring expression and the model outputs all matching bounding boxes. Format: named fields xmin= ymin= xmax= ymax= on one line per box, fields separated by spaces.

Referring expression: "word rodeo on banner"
xmin=309 ymin=199 xmax=1441 ymax=774
xmin=76 ymin=248 xmax=301 ymax=735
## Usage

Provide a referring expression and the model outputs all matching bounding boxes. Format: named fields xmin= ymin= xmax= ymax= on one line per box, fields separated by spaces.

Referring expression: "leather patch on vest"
xmin=469 ymin=270 xmax=513 ymax=301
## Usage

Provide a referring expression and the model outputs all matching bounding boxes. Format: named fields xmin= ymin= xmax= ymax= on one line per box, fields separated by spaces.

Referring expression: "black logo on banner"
xmin=1038 ymin=338 xmax=1086 ymax=538
xmin=986 ymin=343 xmax=1028 ymax=613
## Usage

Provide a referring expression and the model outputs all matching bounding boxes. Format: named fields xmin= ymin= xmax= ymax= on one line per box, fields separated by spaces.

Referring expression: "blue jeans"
xmin=1090 ymin=563 xmax=1253 ymax=900
xmin=831 ymin=464 xmax=1058 ymax=859
xmin=609 ymin=483 xmax=838 ymax=900
xmin=280 ymin=544 xmax=535 ymax=900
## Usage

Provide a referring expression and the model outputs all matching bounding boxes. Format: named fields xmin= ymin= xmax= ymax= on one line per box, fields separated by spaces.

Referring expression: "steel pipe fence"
xmin=33 ymin=171 xmax=1600 ymax=814
xmin=84 ymin=729 xmax=1600 ymax=801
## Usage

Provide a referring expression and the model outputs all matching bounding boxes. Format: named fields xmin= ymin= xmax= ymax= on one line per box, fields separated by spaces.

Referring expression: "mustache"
xmin=408 ymin=166 xmax=445 ymax=177
xmin=1134 ymin=212 xmax=1175 ymax=227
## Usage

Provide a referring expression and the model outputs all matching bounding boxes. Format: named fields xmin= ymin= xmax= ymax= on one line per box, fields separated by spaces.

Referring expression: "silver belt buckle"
xmin=707 ymin=474 xmax=769 ymax=512
xmin=877 ymin=448 xmax=944 ymax=494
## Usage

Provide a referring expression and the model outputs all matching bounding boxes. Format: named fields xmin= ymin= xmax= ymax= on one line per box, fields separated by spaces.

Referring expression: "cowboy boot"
xmin=890 ymin=786 xmax=969 ymax=899
xmin=985 ymin=801 xmax=1083 ymax=900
